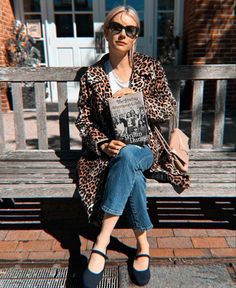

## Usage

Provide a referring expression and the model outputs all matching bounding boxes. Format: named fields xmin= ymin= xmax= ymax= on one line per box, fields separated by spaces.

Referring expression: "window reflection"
xmin=76 ymin=14 xmax=93 ymax=37
xmin=23 ymin=0 xmax=40 ymax=12
xmin=55 ymin=14 xmax=73 ymax=37
xmin=54 ymin=0 xmax=72 ymax=11
xmin=74 ymin=0 xmax=93 ymax=11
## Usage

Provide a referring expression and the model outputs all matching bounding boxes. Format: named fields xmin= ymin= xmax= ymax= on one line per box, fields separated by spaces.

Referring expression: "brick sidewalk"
xmin=0 ymin=228 xmax=235 ymax=262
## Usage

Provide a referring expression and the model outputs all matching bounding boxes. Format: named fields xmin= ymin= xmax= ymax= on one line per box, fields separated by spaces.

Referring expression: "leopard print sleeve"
xmin=75 ymin=73 xmax=109 ymax=155
xmin=144 ymin=59 xmax=177 ymax=124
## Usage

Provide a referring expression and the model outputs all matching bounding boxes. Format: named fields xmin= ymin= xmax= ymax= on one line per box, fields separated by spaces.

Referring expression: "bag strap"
xmin=155 ymin=107 xmax=179 ymax=155
xmin=154 ymin=126 xmax=172 ymax=156
xmin=170 ymin=108 xmax=178 ymax=133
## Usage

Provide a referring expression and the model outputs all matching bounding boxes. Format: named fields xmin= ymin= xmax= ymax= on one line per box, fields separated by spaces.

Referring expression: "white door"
xmin=46 ymin=0 xmax=106 ymax=102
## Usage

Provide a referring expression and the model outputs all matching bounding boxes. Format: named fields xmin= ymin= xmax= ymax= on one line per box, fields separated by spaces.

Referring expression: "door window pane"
xmin=106 ymin=0 xmax=144 ymax=11
xmin=158 ymin=13 xmax=173 ymax=37
xmin=76 ymin=14 xmax=93 ymax=37
xmin=127 ymin=0 xmax=144 ymax=10
xmin=54 ymin=0 xmax=72 ymax=11
xmin=106 ymin=0 xmax=123 ymax=10
xmin=35 ymin=40 xmax=45 ymax=63
xmin=158 ymin=0 xmax=174 ymax=10
xmin=55 ymin=14 xmax=73 ymax=37
xmin=74 ymin=0 xmax=93 ymax=11
xmin=138 ymin=12 xmax=144 ymax=37
xmin=23 ymin=0 xmax=40 ymax=12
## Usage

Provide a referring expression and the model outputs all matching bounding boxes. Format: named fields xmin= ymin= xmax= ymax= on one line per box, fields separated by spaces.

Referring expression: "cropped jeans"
xmin=101 ymin=144 xmax=154 ymax=231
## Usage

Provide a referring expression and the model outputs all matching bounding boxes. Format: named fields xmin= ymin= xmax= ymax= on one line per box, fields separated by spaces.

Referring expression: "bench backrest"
xmin=0 ymin=65 xmax=235 ymax=154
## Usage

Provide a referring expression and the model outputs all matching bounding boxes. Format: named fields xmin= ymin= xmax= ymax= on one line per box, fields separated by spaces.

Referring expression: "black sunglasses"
xmin=108 ymin=22 xmax=139 ymax=39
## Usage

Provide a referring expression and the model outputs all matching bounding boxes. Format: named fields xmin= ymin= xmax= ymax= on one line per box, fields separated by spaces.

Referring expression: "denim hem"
xmin=132 ymin=224 xmax=153 ymax=232
xmin=101 ymin=205 xmax=123 ymax=216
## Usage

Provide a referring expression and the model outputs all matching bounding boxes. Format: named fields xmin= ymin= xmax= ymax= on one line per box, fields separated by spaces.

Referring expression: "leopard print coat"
xmin=75 ymin=52 xmax=190 ymax=224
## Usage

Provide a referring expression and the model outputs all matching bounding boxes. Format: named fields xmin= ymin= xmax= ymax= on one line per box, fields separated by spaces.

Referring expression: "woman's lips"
xmin=116 ymin=41 xmax=127 ymax=45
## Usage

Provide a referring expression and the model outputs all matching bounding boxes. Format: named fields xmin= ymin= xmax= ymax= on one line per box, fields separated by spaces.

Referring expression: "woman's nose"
xmin=119 ymin=28 xmax=126 ymax=37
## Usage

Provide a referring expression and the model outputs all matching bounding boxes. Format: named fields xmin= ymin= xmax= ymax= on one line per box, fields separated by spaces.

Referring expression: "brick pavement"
xmin=0 ymin=228 xmax=235 ymax=262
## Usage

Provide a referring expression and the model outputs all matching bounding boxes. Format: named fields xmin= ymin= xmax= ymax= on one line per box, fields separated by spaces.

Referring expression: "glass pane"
xmin=55 ymin=14 xmax=73 ymax=37
xmin=158 ymin=13 xmax=173 ymax=37
xmin=127 ymin=0 xmax=144 ymax=11
xmin=23 ymin=0 xmax=40 ymax=12
xmin=106 ymin=0 xmax=144 ymax=11
xmin=158 ymin=0 xmax=174 ymax=10
xmin=35 ymin=40 xmax=45 ymax=63
xmin=54 ymin=0 xmax=72 ymax=11
xmin=138 ymin=12 xmax=144 ymax=37
xmin=157 ymin=38 xmax=175 ymax=64
xmin=76 ymin=14 xmax=93 ymax=37
xmin=106 ymin=0 xmax=123 ymax=11
xmin=74 ymin=0 xmax=93 ymax=11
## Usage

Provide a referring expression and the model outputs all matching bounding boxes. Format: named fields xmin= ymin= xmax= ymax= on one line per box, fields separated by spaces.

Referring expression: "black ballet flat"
xmin=82 ymin=249 xmax=108 ymax=288
xmin=129 ymin=254 xmax=151 ymax=286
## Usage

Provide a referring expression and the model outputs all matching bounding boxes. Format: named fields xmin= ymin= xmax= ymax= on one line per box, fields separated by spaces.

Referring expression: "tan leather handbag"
xmin=154 ymin=125 xmax=189 ymax=173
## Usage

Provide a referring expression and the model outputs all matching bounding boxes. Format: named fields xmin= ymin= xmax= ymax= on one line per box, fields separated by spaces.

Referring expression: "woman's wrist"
xmin=100 ymin=142 xmax=108 ymax=151
xmin=98 ymin=140 xmax=110 ymax=152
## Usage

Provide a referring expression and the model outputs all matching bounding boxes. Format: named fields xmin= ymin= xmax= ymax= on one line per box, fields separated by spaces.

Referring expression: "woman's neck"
xmin=109 ymin=51 xmax=132 ymax=82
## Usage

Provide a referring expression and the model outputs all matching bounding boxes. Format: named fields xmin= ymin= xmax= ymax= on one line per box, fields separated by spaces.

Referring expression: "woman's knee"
xmin=116 ymin=145 xmax=137 ymax=166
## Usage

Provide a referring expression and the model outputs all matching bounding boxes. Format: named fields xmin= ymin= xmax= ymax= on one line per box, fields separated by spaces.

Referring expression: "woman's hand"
xmin=112 ymin=88 xmax=135 ymax=98
xmin=100 ymin=140 xmax=126 ymax=157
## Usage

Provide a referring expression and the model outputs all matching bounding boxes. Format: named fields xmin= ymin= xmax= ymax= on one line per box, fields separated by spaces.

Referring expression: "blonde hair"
xmin=103 ymin=6 xmax=140 ymax=66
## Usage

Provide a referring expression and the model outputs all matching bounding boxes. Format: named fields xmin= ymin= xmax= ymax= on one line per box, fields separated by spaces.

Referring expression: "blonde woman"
xmin=76 ymin=5 xmax=190 ymax=288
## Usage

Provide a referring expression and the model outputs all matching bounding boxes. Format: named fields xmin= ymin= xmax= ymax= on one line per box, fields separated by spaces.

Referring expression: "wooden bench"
xmin=0 ymin=65 xmax=235 ymax=227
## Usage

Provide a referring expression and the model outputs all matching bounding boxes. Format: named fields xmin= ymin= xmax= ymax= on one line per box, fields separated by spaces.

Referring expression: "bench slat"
xmin=0 ymin=174 xmax=234 ymax=183
xmin=0 ymin=98 xmax=5 ymax=153
xmin=0 ymin=150 xmax=235 ymax=161
xmin=11 ymin=83 xmax=26 ymax=149
xmin=35 ymin=82 xmax=48 ymax=149
xmin=213 ymin=80 xmax=227 ymax=148
xmin=1 ymin=65 xmax=236 ymax=81
xmin=0 ymin=183 xmax=235 ymax=197
xmin=57 ymin=82 xmax=70 ymax=150
xmin=191 ymin=80 xmax=204 ymax=148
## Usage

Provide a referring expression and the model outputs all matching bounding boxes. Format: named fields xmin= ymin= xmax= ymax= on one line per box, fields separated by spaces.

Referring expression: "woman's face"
xmin=105 ymin=12 xmax=138 ymax=55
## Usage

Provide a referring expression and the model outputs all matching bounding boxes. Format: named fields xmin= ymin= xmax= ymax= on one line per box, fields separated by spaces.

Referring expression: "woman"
xmin=75 ymin=6 xmax=190 ymax=287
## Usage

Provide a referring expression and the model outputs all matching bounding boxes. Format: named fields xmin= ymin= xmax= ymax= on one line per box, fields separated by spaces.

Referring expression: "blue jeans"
xmin=101 ymin=144 xmax=154 ymax=231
